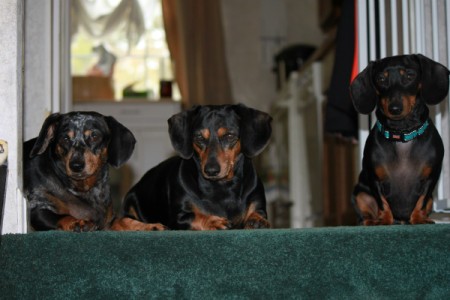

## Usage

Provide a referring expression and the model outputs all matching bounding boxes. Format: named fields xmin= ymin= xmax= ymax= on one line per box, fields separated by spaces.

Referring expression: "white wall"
xmin=23 ymin=0 xmax=53 ymax=141
xmin=24 ymin=0 xmax=71 ymax=140
xmin=221 ymin=0 xmax=323 ymax=112
xmin=0 ymin=0 xmax=66 ymax=233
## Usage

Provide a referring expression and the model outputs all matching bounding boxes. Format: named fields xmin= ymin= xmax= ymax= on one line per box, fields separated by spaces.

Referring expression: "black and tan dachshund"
xmin=24 ymin=111 xmax=164 ymax=232
xmin=350 ymin=54 xmax=449 ymax=225
xmin=121 ymin=104 xmax=272 ymax=230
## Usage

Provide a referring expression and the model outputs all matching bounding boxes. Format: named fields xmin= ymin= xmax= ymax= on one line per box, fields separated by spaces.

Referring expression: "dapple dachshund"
xmin=350 ymin=54 xmax=449 ymax=225
xmin=121 ymin=104 xmax=272 ymax=230
xmin=24 ymin=111 xmax=164 ymax=231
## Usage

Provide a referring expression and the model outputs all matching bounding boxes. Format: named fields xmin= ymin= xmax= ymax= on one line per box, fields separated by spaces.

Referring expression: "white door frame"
xmin=0 ymin=0 xmax=25 ymax=234
xmin=0 ymin=0 xmax=71 ymax=234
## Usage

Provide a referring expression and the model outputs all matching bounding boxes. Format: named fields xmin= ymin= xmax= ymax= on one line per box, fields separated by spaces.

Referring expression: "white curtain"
xmin=71 ymin=0 xmax=145 ymax=50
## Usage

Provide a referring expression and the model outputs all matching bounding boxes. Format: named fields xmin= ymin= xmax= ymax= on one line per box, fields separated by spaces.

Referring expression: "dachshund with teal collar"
xmin=350 ymin=54 xmax=449 ymax=225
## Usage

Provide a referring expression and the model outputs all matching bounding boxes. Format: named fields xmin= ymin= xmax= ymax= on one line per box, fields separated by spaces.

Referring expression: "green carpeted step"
xmin=1 ymin=225 xmax=450 ymax=299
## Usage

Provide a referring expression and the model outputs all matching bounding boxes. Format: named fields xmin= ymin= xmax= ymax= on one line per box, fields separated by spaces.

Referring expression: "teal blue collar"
xmin=376 ymin=119 xmax=429 ymax=142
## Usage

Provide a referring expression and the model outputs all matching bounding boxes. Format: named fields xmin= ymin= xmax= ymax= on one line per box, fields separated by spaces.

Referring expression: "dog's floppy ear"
xmin=30 ymin=113 xmax=62 ymax=157
xmin=105 ymin=116 xmax=136 ymax=168
xmin=416 ymin=54 xmax=450 ymax=105
xmin=168 ymin=106 xmax=199 ymax=159
xmin=350 ymin=62 xmax=377 ymax=114
xmin=234 ymin=104 xmax=272 ymax=158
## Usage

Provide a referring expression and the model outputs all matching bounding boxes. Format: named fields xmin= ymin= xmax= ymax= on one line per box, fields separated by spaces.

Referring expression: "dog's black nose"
xmin=69 ymin=160 xmax=85 ymax=172
xmin=388 ymin=103 xmax=403 ymax=115
xmin=204 ymin=161 xmax=221 ymax=177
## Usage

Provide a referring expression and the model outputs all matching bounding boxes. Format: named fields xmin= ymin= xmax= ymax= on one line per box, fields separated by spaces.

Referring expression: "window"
xmin=71 ymin=0 xmax=179 ymax=101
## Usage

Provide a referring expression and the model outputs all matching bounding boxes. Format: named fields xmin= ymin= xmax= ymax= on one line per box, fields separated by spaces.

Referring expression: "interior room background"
xmin=2 ymin=0 xmax=449 ymax=233
xmin=0 ymin=0 xmax=384 ymax=232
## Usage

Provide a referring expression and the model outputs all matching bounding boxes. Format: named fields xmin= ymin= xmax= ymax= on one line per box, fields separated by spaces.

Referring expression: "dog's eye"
xmin=376 ymin=74 xmax=386 ymax=84
xmin=62 ymin=135 xmax=71 ymax=143
xmin=90 ymin=132 xmax=99 ymax=141
xmin=194 ymin=134 xmax=206 ymax=144
xmin=222 ymin=133 xmax=237 ymax=144
xmin=224 ymin=133 xmax=236 ymax=140
xmin=405 ymin=70 xmax=416 ymax=80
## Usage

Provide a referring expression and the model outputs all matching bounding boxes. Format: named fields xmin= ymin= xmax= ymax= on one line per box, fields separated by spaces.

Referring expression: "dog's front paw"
xmin=244 ymin=212 xmax=271 ymax=229
xmin=206 ymin=215 xmax=230 ymax=230
xmin=143 ymin=223 xmax=169 ymax=231
xmin=110 ymin=217 xmax=169 ymax=231
xmin=57 ymin=216 xmax=98 ymax=232
xmin=410 ymin=217 xmax=435 ymax=225
xmin=191 ymin=215 xmax=230 ymax=230
xmin=356 ymin=195 xmax=394 ymax=226
xmin=410 ymin=196 xmax=435 ymax=225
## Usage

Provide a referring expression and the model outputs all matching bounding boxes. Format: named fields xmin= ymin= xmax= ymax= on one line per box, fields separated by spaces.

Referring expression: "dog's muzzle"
xmin=69 ymin=150 xmax=86 ymax=173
